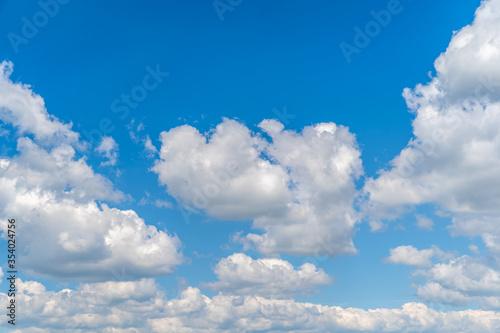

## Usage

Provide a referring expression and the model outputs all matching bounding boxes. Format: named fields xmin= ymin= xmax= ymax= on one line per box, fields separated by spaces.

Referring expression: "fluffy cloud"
xmin=386 ymin=245 xmax=448 ymax=268
xmin=417 ymin=282 xmax=471 ymax=307
xmin=201 ymin=253 xmax=332 ymax=298
xmin=432 ymin=0 xmax=500 ymax=103
xmin=0 ymin=62 xmax=183 ymax=281
xmin=95 ymin=136 xmax=119 ymax=166
xmin=152 ymin=118 xmax=362 ymax=257
xmin=2 ymin=137 xmax=123 ymax=203
xmin=152 ymin=119 xmax=290 ymax=220
xmin=387 ymin=246 xmax=500 ymax=310
xmin=0 ymin=196 xmax=182 ymax=281
xmin=7 ymin=277 xmax=500 ymax=333
xmin=364 ymin=0 xmax=500 ymax=256
xmin=0 ymin=61 xmax=78 ymax=144
xmin=416 ymin=256 xmax=500 ymax=309
xmin=8 ymin=278 xmax=163 ymax=332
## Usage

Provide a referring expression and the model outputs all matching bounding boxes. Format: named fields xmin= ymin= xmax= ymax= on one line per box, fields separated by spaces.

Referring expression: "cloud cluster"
xmin=201 ymin=253 xmax=332 ymax=298
xmin=363 ymin=0 xmax=500 ymax=254
xmin=364 ymin=0 xmax=500 ymax=316
xmin=4 ymin=0 xmax=500 ymax=330
xmin=152 ymin=118 xmax=363 ymax=257
xmin=6 ymin=277 xmax=500 ymax=333
xmin=0 ymin=61 xmax=183 ymax=281
xmin=417 ymin=255 xmax=500 ymax=309
xmin=387 ymin=245 xmax=500 ymax=310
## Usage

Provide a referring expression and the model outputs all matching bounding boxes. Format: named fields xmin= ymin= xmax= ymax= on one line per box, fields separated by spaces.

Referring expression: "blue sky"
xmin=4 ymin=0 xmax=500 ymax=332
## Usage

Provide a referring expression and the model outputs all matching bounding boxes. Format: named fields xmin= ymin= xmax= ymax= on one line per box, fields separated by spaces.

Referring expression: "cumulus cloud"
xmin=0 ymin=62 xmax=183 ymax=281
xmin=152 ymin=118 xmax=363 ymax=257
xmin=7 ymin=277 xmax=500 ymax=333
xmin=2 ymin=137 xmax=123 ymax=203
xmin=95 ymin=136 xmax=119 ymax=166
xmin=416 ymin=255 xmax=500 ymax=309
xmin=364 ymin=0 xmax=500 ymax=259
xmin=201 ymin=253 xmax=332 ymax=298
xmin=0 ymin=61 xmax=78 ymax=145
xmin=152 ymin=119 xmax=290 ymax=220
xmin=0 ymin=197 xmax=182 ymax=281
xmin=8 ymin=278 xmax=163 ymax=332
xmin=388 ymin=245 xmax=500 ymax=310
xmin=431 ymin=0 xmax=500 ymax=103
xmin=386 ymin=245 xmax=453 ymax=268
xmin=417 ymin=282 xmax=471 ymax=307
xmin=386 ymin=245 xmax=447 ymax=268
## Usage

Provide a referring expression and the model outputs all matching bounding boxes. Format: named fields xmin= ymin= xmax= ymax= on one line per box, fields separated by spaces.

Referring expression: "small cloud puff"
xmin=95 ymin=136 xmax=119 ymax=166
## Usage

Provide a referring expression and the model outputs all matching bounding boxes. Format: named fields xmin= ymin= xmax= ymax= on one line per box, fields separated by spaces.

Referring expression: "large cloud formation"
xmin=364 ymin=0 xmax=500 ymax=251
xmin=152 ymin=118 xmax=363 ymax=257
xmin=0 ymin=61 xmax=183 ymax=281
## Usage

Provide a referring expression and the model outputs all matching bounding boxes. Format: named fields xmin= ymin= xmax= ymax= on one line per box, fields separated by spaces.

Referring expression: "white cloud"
xmin=11 ymin=137 xmax=123 ymax=202
xmin=152 ymin=119 xmax=289 ymax=220
xmin=7 ymin=277 xmax=500 ymax=332
xmin=5 ymin=137 xmax=123 ymax=202
xmin=0 ymin=63 xmax=183 ymax=281
xmin=0 ymin=61 xmax=78 ymax=145
xmin=9 ymin=278 xmax=163 ymax=332
xmin=469 ymin=244 xmax=481 ymax=254
xmin=417 ymin=281 xmax=470 ymax=307
xmin=0 ymin=188 xmax=182 ymax=281
xmin=416 ymin=256 xmax=500 ymax=309
xmin=95 ymin=136 xmax=119 ymax=166
xmin=201 ymin=253 xmax=332 ymax=298
xmin=369 ymin=220 xmax=387 ymax=232
xmin=388 ymin=245 xmax=500 ymax=310
xmin=363 ymin=0 xmax=500 ymax=258
xmin=432 ymin=0 xmax=500 ymax=103
xmin=152 ymin=118 xmax=363 ymax=257
xmin=416 ymin=215 xmax=434 ymax=230
xmin=143 ymin=134 xmax=158 ymax=158
xmin=386 ymin=245 xmax=448 ymax=268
